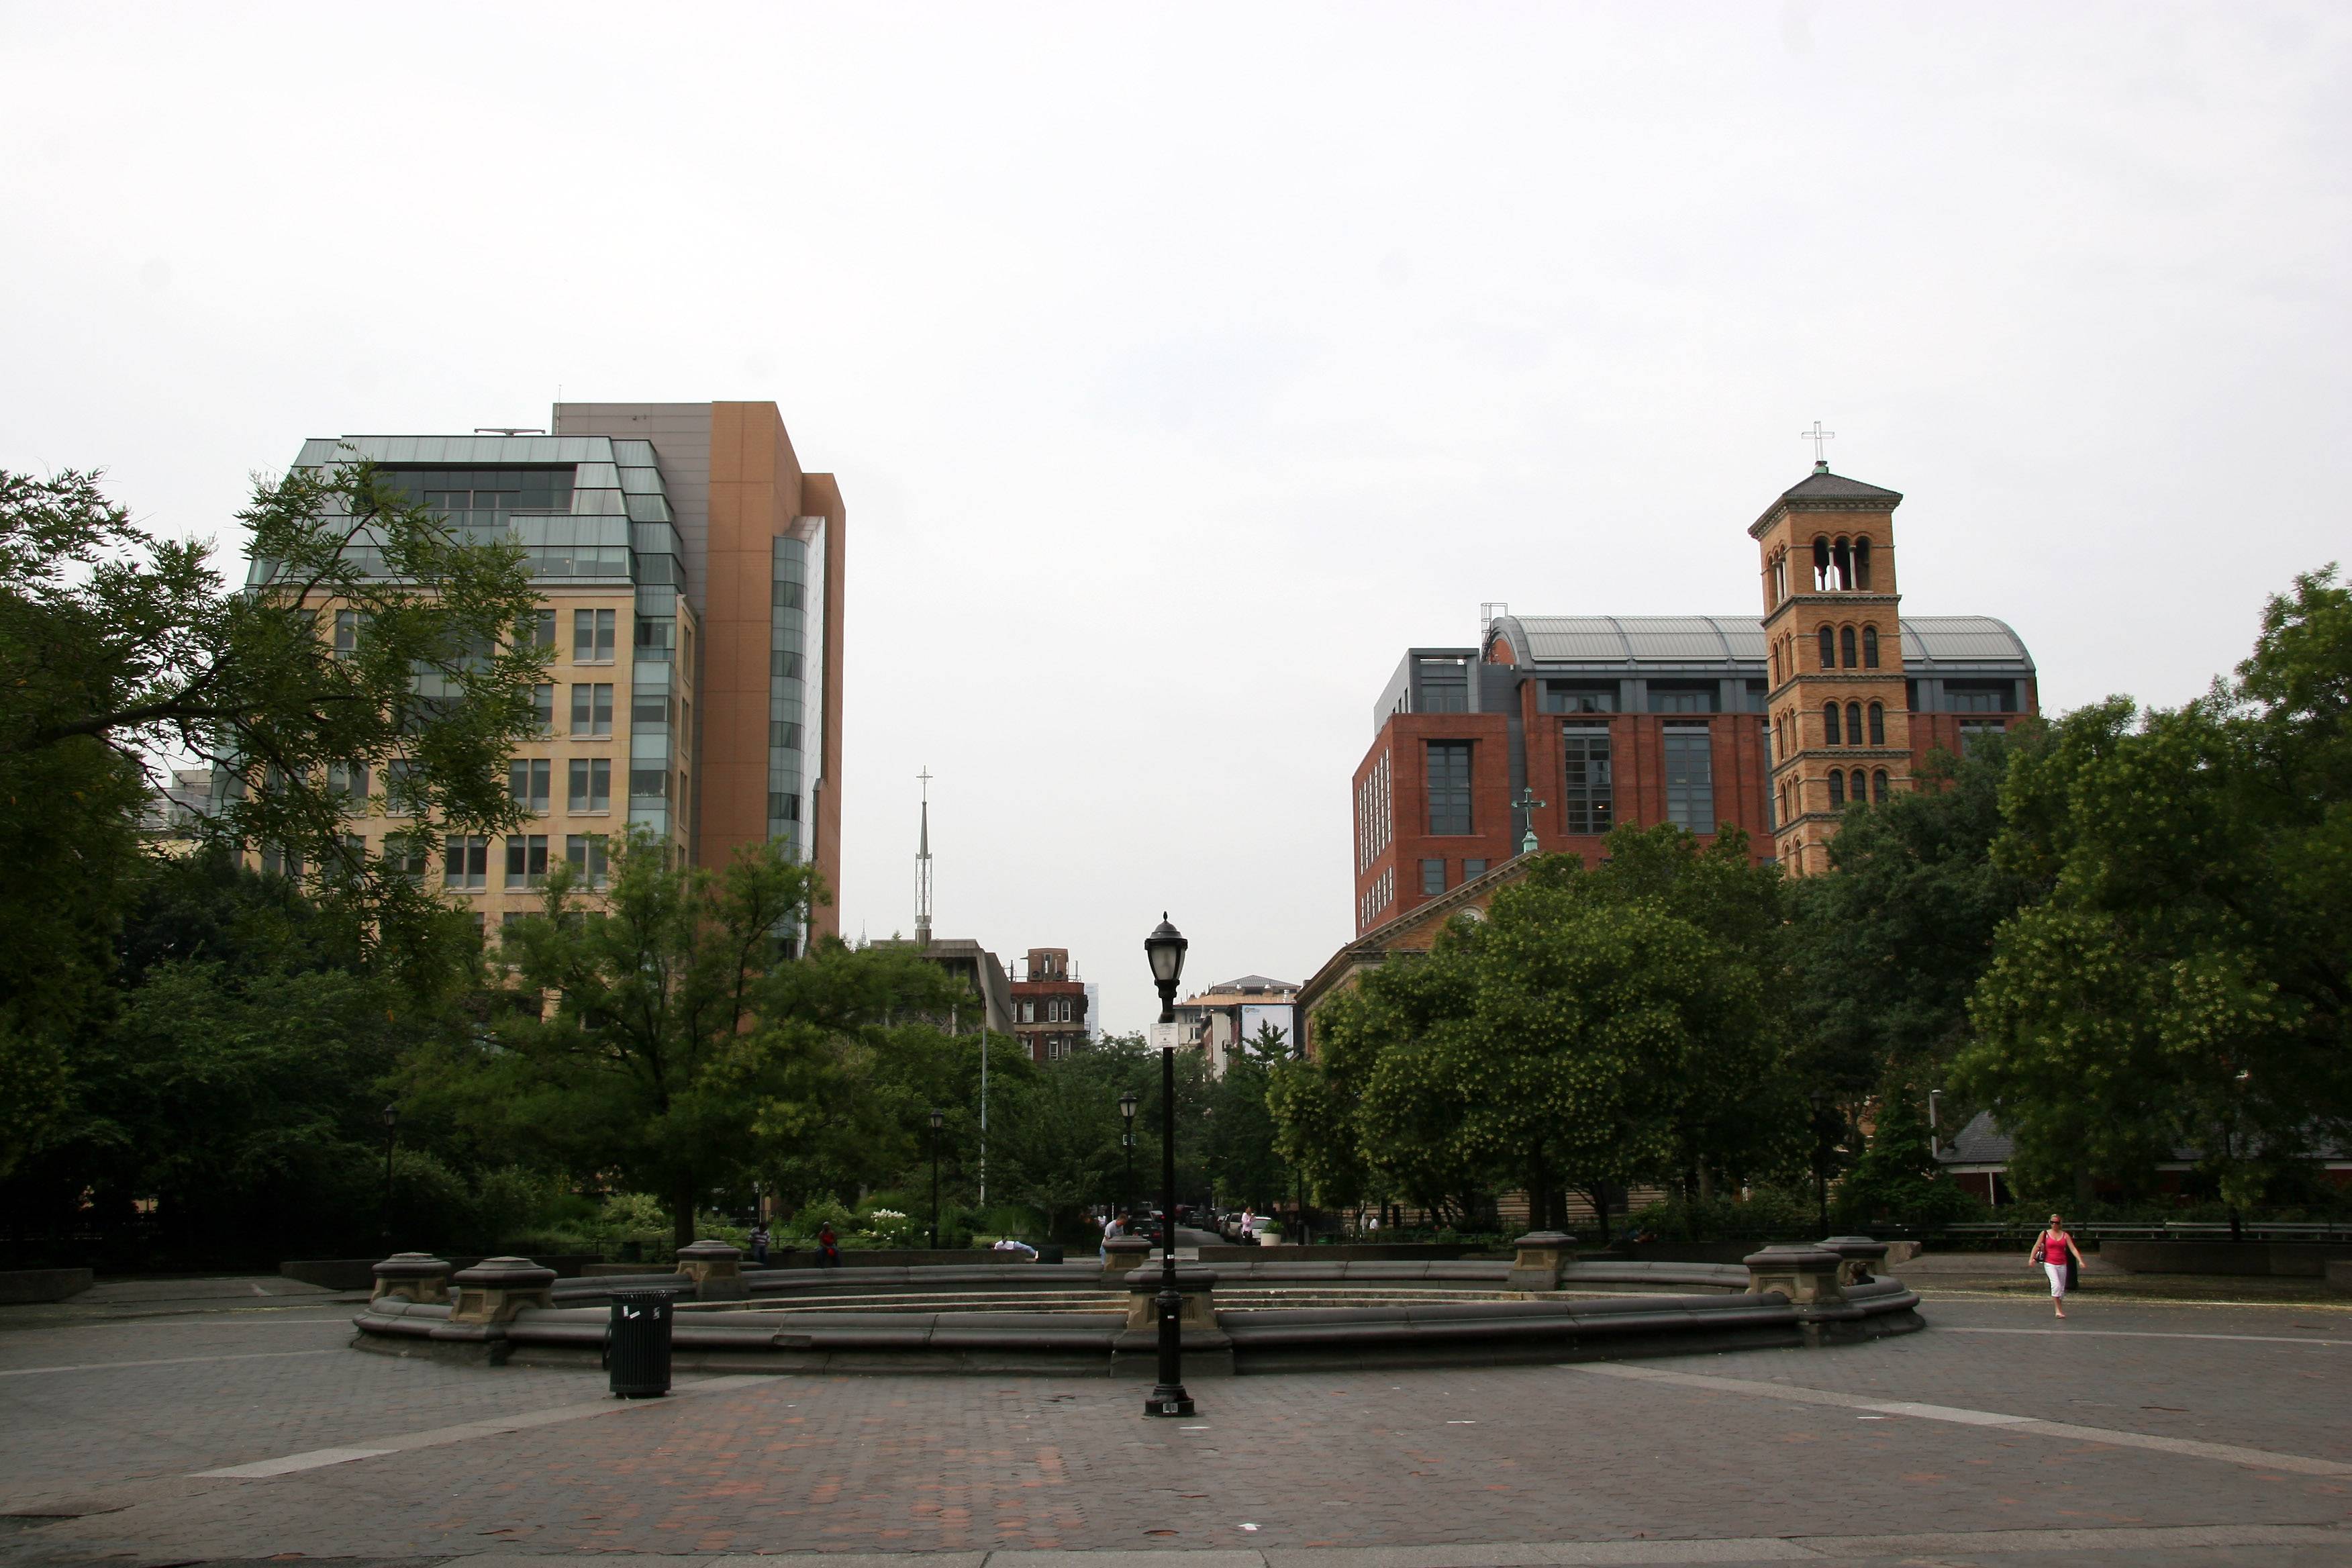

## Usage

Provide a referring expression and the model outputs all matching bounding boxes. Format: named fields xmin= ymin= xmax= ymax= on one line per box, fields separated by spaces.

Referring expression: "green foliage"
xmin=1830 ymin=1088 xmax=1988 ymax=1228
xmin=1281 ymin=824 xmax=1797 ymax=1233
xmin=1956 ymin=573 xmax=2352 ymax=1209
xmin=1630 ymin=1187 xmax=1818 ymax=1243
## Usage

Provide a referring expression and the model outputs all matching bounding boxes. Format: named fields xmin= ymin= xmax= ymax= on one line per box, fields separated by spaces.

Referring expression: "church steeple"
xmin=1753 ymin=447 xmax=1909 ymax=876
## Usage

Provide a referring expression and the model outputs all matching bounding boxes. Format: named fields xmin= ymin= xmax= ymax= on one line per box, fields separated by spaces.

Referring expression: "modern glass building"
xmin=252 ymin=402 xmax=846 ymax=949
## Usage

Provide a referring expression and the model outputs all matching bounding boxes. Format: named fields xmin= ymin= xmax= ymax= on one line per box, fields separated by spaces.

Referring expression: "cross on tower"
xmin=1514 ymin=786 xmax=1547 ymax=856
xmin=1800 ymin=422 xmax=1836 ymax=464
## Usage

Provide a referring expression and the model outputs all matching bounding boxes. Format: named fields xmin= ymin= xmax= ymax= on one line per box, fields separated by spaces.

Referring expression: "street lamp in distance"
xmin=1119 ymin=1087 xmax=1138 ymax=1223
xmin=1142 ymin=914 xmax=1192 ymax=1418
xmin=379 ymin=1103 xmax=399 ymax=1254
xmin=929 ymin=1108 xmax=945 ymax=1251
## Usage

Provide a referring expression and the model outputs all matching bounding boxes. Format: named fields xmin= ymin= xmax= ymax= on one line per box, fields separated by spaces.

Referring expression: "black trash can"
xmin=604 ymin=1288 xmax=676 ymax=1398
xmin=1036 ymin=1243 xmax=1065 ymax=1265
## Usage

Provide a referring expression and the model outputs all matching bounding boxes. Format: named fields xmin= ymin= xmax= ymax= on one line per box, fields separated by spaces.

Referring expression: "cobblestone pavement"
xmin=1 ymin=1279 xmax=2346 ymax=1566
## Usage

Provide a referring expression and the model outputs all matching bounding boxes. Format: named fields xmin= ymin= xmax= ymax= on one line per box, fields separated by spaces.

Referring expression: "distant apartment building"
xmin=250 ymin=402 xmax=845 ymax=948
xmin=1173 ymin=975 xmax=1301 ymax=1075
xmin=1010 ymin=948 xmax=1090 ymax=1062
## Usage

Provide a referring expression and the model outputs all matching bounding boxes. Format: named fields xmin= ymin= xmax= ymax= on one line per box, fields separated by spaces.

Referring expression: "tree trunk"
xmin=1696 ymin=1163 xmax=1714 ymax=1202
xmin=673 ymin=1175 xmax=697 ymax=1253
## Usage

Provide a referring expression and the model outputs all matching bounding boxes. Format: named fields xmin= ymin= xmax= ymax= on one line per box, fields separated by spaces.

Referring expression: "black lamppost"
xmin=1119 ymin=1089 xmax=1138 ymax=1222
xmin=379 ymin=1103 xmax=399 ymax=1253
xmin=929 ymin=1108 xmax=945 ymax=1251
xmin=1142 ymin=914 xmax=1193 ymax=1418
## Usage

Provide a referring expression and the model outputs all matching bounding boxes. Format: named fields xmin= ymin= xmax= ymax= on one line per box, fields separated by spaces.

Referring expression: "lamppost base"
xmin=1144 ymin=1384 xmax=1195 ymax=1418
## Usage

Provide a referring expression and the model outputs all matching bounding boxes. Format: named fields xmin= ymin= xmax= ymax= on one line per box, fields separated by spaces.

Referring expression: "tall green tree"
xmin=0 ymin=464 xmax=543 ymax=1173
xmin=1956 ymin=569 xmax=2352 ymax=1210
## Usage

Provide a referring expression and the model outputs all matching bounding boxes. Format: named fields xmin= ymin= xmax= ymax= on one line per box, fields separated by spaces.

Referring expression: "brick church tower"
xmin=1754 ymin=460 xmax=1910 ymax=875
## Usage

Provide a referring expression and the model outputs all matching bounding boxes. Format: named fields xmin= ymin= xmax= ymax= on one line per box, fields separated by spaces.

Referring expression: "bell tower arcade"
xmin=1753 ymin=460 xmax=1909 ymax=876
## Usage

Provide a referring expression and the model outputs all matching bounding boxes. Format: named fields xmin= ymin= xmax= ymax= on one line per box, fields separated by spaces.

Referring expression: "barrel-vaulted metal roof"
xmin=1487 ymin=614 xmax=2033 ymax=670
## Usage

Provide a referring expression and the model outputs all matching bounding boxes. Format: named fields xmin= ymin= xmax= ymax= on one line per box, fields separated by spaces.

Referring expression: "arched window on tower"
xmin=1840 ymin=626 xmax=1857 ymax=668
xmin=1851 ymin=769 xmax=1867 ymax=803
xmin=1867 ymin=701 xmax=1885 ymax=746
xmin=1823 ymin=701 xmax=1842 ymax=746
xmin=1818 ymin=625 xmax=1835 ymax=668
xmin=1872 ymin=768 xmax=1890 ymax=803
xmin=1771 ymin=644 xmax=1782 ymax=685
xmin=1855 ymin=536 xmax=1873 ymax=590
xmin=1831 ymin=536 xmax=1855 ymax=590
xmin=1846 ymin=702 xmax=1863 ymax=746
xmin=1828 ymin=771 xmax=1846 ymax=808
xmin=1813 ymin=536 xmax=1832 ymax=590
xmin=1862 ymin=624 xmax=1879 ymax=668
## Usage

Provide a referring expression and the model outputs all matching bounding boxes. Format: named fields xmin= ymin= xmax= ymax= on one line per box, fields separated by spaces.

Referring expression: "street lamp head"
xmin=1120 ymin=1089 xmax=1138 ymax=1122
xmin=381 ymin=1103 xmax=399 ymax=1130
xmin=1144 ymin=916 xmax=1187 ymax=986
xmin=929 ymin=1107 xmax=944 ymax=1131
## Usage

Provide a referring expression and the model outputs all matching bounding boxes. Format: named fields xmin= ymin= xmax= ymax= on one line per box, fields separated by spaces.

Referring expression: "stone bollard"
xmin=371 ymin=1253 xmax=452 ymax=1306
xmin=1506 ymin=1230 xmax=1575 ymax=1291
xmin=675 ymin=1238 xmax=748 ymax=1302
xmin=448 ymin=1257 xmax=557 ymax=1324
xmin=1103 ymin=1235 xmax=1154 ymax=1276
xmin=1741 ymin=1244 xmax=1847 ymax=1305
xmin=1816 ymin=1236 xmax=1892 ymax=1287
xmin=1122 ymin=1266 xmax=1220 ymax=1333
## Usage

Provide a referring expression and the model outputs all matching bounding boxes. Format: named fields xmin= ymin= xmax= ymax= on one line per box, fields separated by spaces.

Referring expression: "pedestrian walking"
xmin=818 ymin=1220 xmax=841 ymax=1269
xmin=2030 ymin=1212 xmax=2085 ymax=1318
xmin=748 ymin=1222 xmax=771 ymax=1267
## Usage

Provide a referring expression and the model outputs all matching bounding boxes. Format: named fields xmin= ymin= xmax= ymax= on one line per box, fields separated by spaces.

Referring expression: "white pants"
xmin=2045 ymin=1261 xmax=2069 ymax=1297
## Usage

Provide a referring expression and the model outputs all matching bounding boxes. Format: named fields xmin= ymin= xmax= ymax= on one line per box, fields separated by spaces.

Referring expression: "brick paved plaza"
xmin=2 ymin=1271 xmax=2348 ymax=1568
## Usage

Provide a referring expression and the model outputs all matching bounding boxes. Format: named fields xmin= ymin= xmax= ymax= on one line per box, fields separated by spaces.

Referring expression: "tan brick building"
xmin=256 ymin=402 xmax=846 ymax=947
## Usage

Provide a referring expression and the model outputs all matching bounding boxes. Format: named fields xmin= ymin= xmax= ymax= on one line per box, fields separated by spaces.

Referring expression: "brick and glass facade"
xmin=1349 ymin=464 xmax=2038 ymax=933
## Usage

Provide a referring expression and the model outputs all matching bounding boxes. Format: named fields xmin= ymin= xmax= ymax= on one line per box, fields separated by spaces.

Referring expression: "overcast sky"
xmin=4 ymin=4 xmax=2347 ymax=1032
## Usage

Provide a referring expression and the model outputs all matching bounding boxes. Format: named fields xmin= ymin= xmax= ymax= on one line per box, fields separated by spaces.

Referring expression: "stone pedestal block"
xmin=1103 ymin=1236 xmax=1155 ymax=1275
xmin=675 ymin=1238 xmax=748 ymax=1301
xmin=1124 ymin=1267 xmax=1219 ymax=1332
xmin=449 ymin=1257 xmax=556 ymax=1324
xmin=371 ymin=1253 xmax=452 ymax=1305
xmin=1507 ymin=1230 xmax=1575 ymax=1291
xmin=1816 ymin=1235 xmax=1892 ymax=1287
xmin=1743 ymin=1244 xmax=1847 ymax=1304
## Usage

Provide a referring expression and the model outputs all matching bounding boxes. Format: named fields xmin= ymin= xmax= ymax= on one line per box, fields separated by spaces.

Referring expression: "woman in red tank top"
xmin=2030 ymin=1212 xmax=2084 ymax=1318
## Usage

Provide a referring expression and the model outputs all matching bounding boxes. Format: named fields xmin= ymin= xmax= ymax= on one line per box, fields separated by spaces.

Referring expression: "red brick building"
xmin=1349 ymin=464 xmax=2039 ymax=934
xmin=1010 ymin=947 xmax=1091 ymax=1063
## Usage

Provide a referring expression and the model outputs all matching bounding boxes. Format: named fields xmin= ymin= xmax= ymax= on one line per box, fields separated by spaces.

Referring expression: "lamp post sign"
xmin=1142 ymin=914 xmax=1194 ymax=1419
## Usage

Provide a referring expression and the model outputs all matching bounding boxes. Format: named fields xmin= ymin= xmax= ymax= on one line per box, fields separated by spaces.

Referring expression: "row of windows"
xmin=1018 ymin=996 xmax=1081 ymax=1024
xmin=1424 ymin=730 xmax=1716 ymax=840
xmin=1355 ymin=750 xmax=1393 ymax=873
xmin=1419 ymin=856 xmax=1492 ymax=896
xmin=1774 ymin=701 xmax=1890 ymax=755
xmin=334 ymin=605 xmax=688 ymax=669
xmin=1540 ymin=680 xmax=1771 ymax=716
xmin=409 ymin=832 xmax=613 ymax=890
xmin=1359 ymin=865 xmax=1394 ymax=931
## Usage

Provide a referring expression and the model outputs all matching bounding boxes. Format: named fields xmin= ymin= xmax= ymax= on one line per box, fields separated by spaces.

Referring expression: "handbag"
xmin=2030 ymin=1238 xmax=2046 ymax=1265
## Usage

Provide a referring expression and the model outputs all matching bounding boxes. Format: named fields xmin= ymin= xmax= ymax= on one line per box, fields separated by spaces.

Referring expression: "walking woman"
xmin=2030 ymin=1212 xmax=2085 ymax=1318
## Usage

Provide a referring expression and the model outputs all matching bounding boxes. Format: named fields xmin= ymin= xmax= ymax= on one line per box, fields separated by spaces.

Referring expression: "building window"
xmin=1823 ymin=702 xmax=1843 ymax=746
xmin=333 ymin=608 xmax=360 ymax=658
xmin=1840 ymin=626 xmax=1857 ymax=668
xmin=1906 ymin=679 xmax=1921 ymax=713
xmin=1562 ymin=726 xmax=1612 ymax=835
xmin=1542 ymin=682 xmax=1616 ymax=714
xmin=328 ymin=760 xmax=369 ymax=807
xmin=389 ymin=834 xmax=429 ymax=883
xmin=1649 ymin=683 xmax=1716 ymax=714
xmin=1421 ymin=859 xmax=1446 ymax=896
xmin=1847 ymin=702 xmax=1863 ymax=747
xmin=1416 ymin=658 xmax=1470 ymax=713
xmin=564 ymin=833 xmax=608 ymax=887
xmin=630 ymin=767 xmax=669 ymax=802
xmin=1867 ymin=702 xmax=1885 ymax=746
xmin=568 ymin=757 xmax=611 ymax=812
xmin=1426 ymin=741 xmax=1473 ymax=834
xmin=632 ymin=689 xmax=672 ymax=728
xmin=571 ymin=683 xmax=614 ymax=736
xmin=444 ymin=834 xmax=488 ymax=890
xmin=1019 ymin=999 xmax=1036 ymax=1024
xmin=634 ymin=617 xmax=673 ymax=660
xmin=1663 ymin=726 xmax=1714 ymax=832
xmin=1862 ymin=624 xmax=1880 ymax=668
xmin=1744 ymin=679 xmax=1769 ymax=713
xmin=1851 ymin=769 xmax=1867 ymax=804
xmin=508 ymin=758 xmax=550 ymax=813
xmin=1770 ymin=645 xmax=1781 ymax=686
xmin=1945 ymin=681 xmax=2015 ymax=713
xmin=532 ymin=683 xmax=555 ymax=733
xmin=1818 ymin=625 xmax=1836 ymax=668
xmin=573 ymin=608 xmax=616 ymax=663
xmin=522 ymin=609 xmax=556 ymax=650
xmin=1959 ymin=719 xmax=2006 ymax=754
xmin=1828 ymin=771 xmax=1846 ymax=810
xmin=1855 ymin=536 xmax=1873 ymax=590
xmin=1872 ymin=769 xmax=1890 ymax=803
xmin=505 ymin=834 xmax=549 ymax=889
